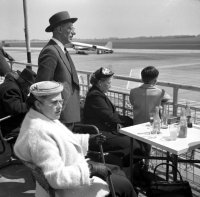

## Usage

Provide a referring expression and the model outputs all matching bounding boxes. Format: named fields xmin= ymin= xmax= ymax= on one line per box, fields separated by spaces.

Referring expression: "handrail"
xmin=10 ymin=62 xmax=200 ymax=118
xmin=0 ymin=115 xmax=12 ymax=122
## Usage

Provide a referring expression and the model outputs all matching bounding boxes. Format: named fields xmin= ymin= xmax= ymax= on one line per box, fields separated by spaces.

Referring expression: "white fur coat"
xmin=14 ymin=109 xmax=109 ymax=197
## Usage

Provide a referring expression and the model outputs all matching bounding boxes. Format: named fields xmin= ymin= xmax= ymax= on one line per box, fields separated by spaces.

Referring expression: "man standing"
xmin=0 ymin=43 xmax=15 ymax=76
xmin=36 ymin=11 xmax=80 ymax=129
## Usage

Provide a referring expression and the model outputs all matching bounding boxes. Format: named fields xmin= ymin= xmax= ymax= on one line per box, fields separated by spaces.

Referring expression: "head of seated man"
xmin=90 ymin=67 xmax=114 ymax=93
xmin=141 ymin=66 xmax=159 ymax=85
xmin=16 ymin=68 xmax=37 ymax=95
xmin=3 ymin=68 xmax=36 ymax=94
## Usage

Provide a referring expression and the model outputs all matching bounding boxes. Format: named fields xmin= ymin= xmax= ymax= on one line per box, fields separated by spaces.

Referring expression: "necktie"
xmin=64 ymin=48 xmax=79 ymax=87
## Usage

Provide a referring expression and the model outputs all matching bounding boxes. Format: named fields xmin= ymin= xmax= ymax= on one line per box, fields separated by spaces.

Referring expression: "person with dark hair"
xmin=35 ymin=11 xmax=80 ymax=130
xmin=0 ymin=44 xmax=15 ymax=76
xmin=130 ymin=66 xmax=170 ymax=125
xmin=0 ymin=68 xmax=36 ymax=137
xmin=129 ymin=66 xmax=170 ymax=170
xmin=14 ymin=81 xmax=137 ymax=197
xmin=83 ymin=67 xmax=143 ymax=167
xmin=141 ymin=66 xmax=159 ymax=84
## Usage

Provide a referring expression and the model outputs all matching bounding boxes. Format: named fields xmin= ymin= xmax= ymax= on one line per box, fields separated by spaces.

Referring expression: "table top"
xmin=119 ymin=123 xmax=200 ymax=155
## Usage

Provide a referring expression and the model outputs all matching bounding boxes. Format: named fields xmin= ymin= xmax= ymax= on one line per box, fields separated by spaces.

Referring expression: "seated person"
xmin=130 ymin=66 xmax=171 ymax=125
xmin=83 ymin=67 xmax=143 ymax=167
xmin=0 ymin=44 xmax=15 ymax=76
xmin=14 ymin=81 xmax=137 ymax=197
xmin=0 ymin=68 xmax=36 ymax=137
xmin=129 ymin=66 xmax=171 ymax=166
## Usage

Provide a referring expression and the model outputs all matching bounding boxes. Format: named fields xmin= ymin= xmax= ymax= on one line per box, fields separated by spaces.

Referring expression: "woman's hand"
xmin=88 ymin=160 xmax=111 ymax=181
xmin=89 ymin=133 xmax=106 ymax=145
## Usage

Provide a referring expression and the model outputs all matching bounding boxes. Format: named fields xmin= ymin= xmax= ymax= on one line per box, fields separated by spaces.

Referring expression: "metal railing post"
xmin=122 ymin=94 xmax=126 ymax=116
xmin=86 ymin=74 xmax=90 ymax=89
xmin=173 ymin=87 xmax=179 ymax=117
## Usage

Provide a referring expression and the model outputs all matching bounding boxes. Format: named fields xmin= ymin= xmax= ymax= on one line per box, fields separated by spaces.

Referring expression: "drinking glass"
xmin=169 ymin=124 xmax=179 ymax=140
xmin=149 ymin=112 xmax=157 ymax=138
xmin=149 ymin=112 xmax=154 ymax=126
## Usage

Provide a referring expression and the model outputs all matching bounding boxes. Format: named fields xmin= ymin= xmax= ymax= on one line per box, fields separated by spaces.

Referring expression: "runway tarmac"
xmin=5 ymin=47 xmax=200 ymax=102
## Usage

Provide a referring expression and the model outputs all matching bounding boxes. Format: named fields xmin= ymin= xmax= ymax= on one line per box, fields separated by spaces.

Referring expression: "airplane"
xmin=69 ymin=41 xmax=114 ymax=55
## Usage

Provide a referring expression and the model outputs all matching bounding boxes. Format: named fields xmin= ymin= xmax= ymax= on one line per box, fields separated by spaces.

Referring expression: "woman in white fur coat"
xmin=14 ymin=81 xmax=136 ymax=197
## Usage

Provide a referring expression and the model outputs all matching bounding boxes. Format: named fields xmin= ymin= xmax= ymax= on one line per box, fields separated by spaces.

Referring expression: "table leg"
xmin=130 ymin=138 xmax=134 ymax=184
xmin=171 ymin=154 xmax=178 ymax=181
xmin=166 ymin=152 xmax=170 ymax=181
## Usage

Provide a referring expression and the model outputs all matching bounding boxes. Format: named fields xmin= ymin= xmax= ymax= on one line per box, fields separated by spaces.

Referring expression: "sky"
xmin=1 ymin=0 xmax=200 ymax=40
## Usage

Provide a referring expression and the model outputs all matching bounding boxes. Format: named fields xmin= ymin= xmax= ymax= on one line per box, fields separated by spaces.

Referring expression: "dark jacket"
xmin=36 ymin=39 xmax=80 ymax=124
xmin=83 ymin=85 xmax=131 ymax=131
xmin=0 ymin=75 xmax=27 ymax=136
xmin=83 ymin=86 xmax=141 ymax=166
xmin=0 ymin=47 xmax=13 ymax=76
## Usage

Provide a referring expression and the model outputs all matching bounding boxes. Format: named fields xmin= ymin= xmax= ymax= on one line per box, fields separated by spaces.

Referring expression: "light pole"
xmin=22 ymin=0 xmax=32 ymax=68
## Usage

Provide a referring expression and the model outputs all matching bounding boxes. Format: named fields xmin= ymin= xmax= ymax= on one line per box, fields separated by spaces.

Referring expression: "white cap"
xmin=30 ymin=81 xmax=63 ymax=96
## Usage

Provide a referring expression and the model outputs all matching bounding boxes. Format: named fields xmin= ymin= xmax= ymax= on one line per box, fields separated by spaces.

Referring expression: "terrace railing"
xmin=78 ymin=69 xmax=200 ymax=124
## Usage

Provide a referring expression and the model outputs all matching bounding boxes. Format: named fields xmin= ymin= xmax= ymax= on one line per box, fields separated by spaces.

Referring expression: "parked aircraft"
xmin=70 ymin=41 xmax=114 ymax=54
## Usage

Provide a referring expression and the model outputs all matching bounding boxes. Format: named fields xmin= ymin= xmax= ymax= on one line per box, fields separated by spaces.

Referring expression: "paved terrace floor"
xmin=0 ymin=146 xmax=35 ymax=197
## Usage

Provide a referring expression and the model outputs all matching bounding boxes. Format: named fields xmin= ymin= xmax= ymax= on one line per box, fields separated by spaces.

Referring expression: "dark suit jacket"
xmin=0 ymin=75 xmax=27 ymax=136
xmin=0 ymin=47 xmax=12 ymax=76
xmin=83 ymin=86 xmax=124 ymax=131
xmin=36 ymin=39 xmax=80 ymax=123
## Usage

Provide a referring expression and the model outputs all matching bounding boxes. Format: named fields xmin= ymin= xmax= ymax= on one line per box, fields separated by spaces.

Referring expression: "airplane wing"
xmin=70 ymin=41 xmax=113 ymax=54
xmin=71 ymin=42 xmax=96 ymax=51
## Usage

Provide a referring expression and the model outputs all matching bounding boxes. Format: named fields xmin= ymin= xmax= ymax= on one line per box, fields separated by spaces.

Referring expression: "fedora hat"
xmin=17 ymin=68 xmax=36 ymax=85
xmin=45 ymin=11 xmax=77 ymax=32
xmin=30 ymin=81 xmax=63 ymax=96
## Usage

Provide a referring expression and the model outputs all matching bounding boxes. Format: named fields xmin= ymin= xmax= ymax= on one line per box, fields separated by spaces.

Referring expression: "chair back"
xmin=73 ymin=123 xmax=116 ymax=197
xmin=22 ymin=160 xmax=55 ymax=197
xmin=0 ymin=115 xmax=12 ymax=154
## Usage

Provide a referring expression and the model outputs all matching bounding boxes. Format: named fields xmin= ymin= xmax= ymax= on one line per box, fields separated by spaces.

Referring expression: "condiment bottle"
xmin=178 ymin=108 xmax=187 ymax=138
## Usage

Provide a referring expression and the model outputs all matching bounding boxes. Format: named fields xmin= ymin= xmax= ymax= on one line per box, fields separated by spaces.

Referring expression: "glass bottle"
xmin=153 ymin=106 xmax=161 ymax=134
xmin=185 ymin=102 xmax=192 ymax=128
xmin=161 ymin=105 xmax=168 ymax=129
xmin=178 ymin=108 xmax=187 ymax=138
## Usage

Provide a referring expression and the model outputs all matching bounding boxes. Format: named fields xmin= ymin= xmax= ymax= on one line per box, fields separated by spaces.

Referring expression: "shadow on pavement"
xmin=0 ymin=163 xmax=35 ymax=197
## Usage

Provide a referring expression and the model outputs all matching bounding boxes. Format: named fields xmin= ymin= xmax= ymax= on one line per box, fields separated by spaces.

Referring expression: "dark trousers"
xmin=105 ymin=163 xmax=137 ymax=197
xmin=90 ymin=130 xmax=147 ymax=167
xmin=107 ymin=173 xmax=137 ymax=197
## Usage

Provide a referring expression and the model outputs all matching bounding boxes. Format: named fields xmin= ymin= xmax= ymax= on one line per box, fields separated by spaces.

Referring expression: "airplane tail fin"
xmin=126 ymin=69 xmax=141 ymax=90
xmin=105 ymin=41 xmax=112 ymax=49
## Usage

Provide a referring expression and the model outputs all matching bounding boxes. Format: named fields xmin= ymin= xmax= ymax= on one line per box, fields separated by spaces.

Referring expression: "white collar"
xmin=51 ymin=37 xmax=65 ymax=53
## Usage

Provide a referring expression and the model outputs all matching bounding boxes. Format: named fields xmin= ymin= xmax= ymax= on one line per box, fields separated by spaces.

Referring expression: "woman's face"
xmin=36 ymin=93 xmax=63 ymax=120
xmin=99 ymin=77 xmax=112 ymax=93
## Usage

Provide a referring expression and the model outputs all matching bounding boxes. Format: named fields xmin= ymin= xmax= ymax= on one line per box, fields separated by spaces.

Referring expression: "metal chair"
xmin=0 ymin=115 xmax=19 ymax=168
xmin=73 ymin=122 xmax=125 ymax=167
xmin=21 ymin=160 xmax=55 ymax=197
xmin=73 ymin=123 xmax=117 ymax=197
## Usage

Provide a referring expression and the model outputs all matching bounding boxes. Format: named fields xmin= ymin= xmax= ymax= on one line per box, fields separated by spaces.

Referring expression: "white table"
xmin=119 ymin=123 xmax=200 ymax=182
